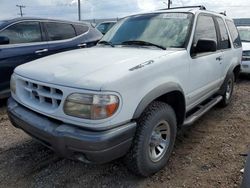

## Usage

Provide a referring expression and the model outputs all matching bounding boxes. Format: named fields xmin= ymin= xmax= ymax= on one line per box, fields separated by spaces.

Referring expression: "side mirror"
xmin=0 ymin=36 xmax=10 ymax=45
xmin=195 ymin=39 xmax=217 ymax=53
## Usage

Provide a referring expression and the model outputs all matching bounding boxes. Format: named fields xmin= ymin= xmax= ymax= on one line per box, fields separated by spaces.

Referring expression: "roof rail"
xmin=159 ymin=5 xmax=206 ymax=11
xmin=219 ymin=11 xmax=227 ymax=16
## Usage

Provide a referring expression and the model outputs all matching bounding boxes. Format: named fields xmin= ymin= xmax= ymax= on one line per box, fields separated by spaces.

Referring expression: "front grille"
xmin=242 ymin=56 xmax=250 ymax=61
xmin=21 ymin=80 xmax=63 ymax=109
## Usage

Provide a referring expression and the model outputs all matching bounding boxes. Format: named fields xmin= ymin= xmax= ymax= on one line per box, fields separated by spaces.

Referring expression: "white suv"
xmin=237 ymin=26 xmax=250 ymax=73
xmin=8 ymin=6 xmax=242 ymax=176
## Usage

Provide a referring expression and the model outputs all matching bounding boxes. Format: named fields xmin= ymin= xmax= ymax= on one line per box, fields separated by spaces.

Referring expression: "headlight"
xmin=10 ymin=74 xmax=16 ymax=94
xmin=64 ymin=93 xmax=119 ymax=120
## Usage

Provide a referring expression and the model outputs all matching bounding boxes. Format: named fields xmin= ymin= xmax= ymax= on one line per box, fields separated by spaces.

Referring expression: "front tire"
xmin=219 ymin=73 xmax=235 ymax=107
xmin=124 ymin=101 xmax=177 ymax=177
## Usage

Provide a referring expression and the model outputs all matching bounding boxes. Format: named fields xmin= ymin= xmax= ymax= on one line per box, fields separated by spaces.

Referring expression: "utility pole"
xmin=78 ymin=0 xmax=81 ymax=21
xmin=16 ymin=5 xmax=26 ymax=17
xmin=163 ymin=1 xmax=172 ymax=9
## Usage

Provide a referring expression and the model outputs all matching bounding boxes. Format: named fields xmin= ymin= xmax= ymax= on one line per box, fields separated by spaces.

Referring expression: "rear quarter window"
xmin=45 ymin=22 xmax=76 ymax=41
xmin=226 ymin=20 xmax=242 ymax=48
xmin=74 ymin=24 xmax=89 ymax=36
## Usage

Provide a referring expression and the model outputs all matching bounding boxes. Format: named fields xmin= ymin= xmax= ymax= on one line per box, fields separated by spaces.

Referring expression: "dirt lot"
xmin=0 ymin=77 xmax=249 ymax=188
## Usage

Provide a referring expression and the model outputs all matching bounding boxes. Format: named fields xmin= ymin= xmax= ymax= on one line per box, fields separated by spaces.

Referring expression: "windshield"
xmin=100 ymin=13 xmax=193 ymax=49
xmin=238 ymin=26 xmax=250 ymax=42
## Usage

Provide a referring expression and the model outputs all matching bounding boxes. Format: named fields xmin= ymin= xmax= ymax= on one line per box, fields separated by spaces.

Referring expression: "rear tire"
xmin=124 ymin=101 xmax=177 ymax=177
xmin=219 ymin=73 xmax=235 ymax=107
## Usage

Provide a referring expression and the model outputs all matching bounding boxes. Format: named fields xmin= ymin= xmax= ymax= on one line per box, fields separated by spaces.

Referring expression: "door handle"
xmin=216 ymin=56 xmax=223 ymax=61
xmin=35 ymin=49 xmax=48 ymax=54
xmin=77 ymin=43 xmax=87 ymax=48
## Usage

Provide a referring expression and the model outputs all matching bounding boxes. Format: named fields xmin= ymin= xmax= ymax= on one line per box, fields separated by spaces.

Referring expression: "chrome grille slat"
xmin=24 ymin=87 xmax=62 ymax=100
xmin=20 ymin=79 xmax=63 ymax=110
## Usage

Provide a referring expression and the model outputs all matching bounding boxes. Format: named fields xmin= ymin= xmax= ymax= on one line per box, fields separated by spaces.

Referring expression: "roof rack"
xmin=160 ymin=5 xmax=206 ymax=11
xmin=219 ymin=11 xmax=227 ymax=16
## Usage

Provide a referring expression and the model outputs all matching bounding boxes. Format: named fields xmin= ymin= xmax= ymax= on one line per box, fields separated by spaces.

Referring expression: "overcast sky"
xmin=0 ymin=0 xmax=250 ymax=21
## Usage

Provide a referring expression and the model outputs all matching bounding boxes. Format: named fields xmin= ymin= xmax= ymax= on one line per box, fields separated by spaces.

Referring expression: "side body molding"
xmin=218 ymin=62 xmax=241 ymax=95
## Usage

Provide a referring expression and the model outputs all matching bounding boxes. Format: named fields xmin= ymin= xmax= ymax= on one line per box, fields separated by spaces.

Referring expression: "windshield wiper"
xmin=98 ymin=40 xmax=115 ymax=47
xmin=121 ymin=40 xmax=166 ymax=50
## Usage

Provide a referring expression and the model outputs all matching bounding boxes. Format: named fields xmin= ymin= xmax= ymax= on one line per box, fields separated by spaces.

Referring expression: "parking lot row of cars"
xmin=0 ymin=6 xmax=250 ymax=183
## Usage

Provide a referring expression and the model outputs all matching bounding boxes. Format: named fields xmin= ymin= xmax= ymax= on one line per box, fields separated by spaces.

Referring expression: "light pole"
xmin=168 ymin=0 xmax=172 ymax=9
xmin=78 ymin=0 xmax=81 ymax=21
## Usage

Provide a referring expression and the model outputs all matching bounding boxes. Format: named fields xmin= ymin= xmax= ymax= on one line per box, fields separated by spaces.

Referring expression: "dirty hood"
xmin=15 ymin=47 xmax=176 ymax=90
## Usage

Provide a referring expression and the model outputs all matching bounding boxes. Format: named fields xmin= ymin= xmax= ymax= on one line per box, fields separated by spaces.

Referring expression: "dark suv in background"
xmin=0 ymin=17 xmax=102 ymax=99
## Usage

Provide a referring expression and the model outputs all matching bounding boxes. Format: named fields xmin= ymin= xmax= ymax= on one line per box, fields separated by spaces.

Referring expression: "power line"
xmin=16 ymin=4 xmax=26 ymax=17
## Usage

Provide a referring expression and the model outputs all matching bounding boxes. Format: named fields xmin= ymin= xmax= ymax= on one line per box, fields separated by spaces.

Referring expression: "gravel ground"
xmin=0 ymin=76 xmax=249 ymax=188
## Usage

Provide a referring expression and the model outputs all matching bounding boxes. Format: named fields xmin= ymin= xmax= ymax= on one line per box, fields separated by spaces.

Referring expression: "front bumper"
xmin=7 ymin=97 xmax=136 ymax=163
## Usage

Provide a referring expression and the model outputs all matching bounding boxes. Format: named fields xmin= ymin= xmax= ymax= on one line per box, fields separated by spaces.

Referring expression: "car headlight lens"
xmin=10 ymin=74 xmax=16 ymax=94
xmin=64 ymin=93 xmax=119 ymax=120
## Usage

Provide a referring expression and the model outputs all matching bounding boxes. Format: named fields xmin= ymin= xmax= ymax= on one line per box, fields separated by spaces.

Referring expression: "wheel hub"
xmin=150 ymin=133 xmax=162 ymax=147
xmin=226 ymin=79 xmax=233 ymax=100
xmin=149 ymin=120 xmax=171 ymax=162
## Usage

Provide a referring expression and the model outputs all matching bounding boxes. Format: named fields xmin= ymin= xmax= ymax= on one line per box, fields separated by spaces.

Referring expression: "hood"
xmin=242 ymin=42 xmax=250 ymax=51
xmin=15 ymin=47 xmax=176 ymax=90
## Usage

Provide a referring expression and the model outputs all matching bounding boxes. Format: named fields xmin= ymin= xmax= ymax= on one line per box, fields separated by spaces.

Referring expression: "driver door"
xmin=187 ymin=14 xmax=223 ymax=109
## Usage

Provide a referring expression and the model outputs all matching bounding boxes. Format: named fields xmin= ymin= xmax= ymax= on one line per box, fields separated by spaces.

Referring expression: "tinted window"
xmin=74 ymin=24 xmax=89 ymax=35
xmin=45 ymin=22 xmax=76 ymax=41
xmin=226 ymin=20 xmax=242 ymax=48
xmin=193 ymin=15 xmax=217 ymax=47
xmin=101 ymin=13 xmax=193 ymax=48
xmin=216 ymin=17 xmax=230 ymax=49
xmin=0 ymin=21 xmax=42 ymax=44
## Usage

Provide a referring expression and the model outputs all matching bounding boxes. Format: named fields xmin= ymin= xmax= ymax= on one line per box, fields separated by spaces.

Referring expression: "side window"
xmin=74 ymin=24 xmax=89 ymax=36
xmin=193 ymin=15 xmax=217 ymax=48
xmin=0 ymin=21 xmax=42 ymax=44
xmin=226 ymin=20 xmax=242 ymax=48
xmin=45 ymin=22 xmax=76 ymax=41
xmin=216 ymin=17 xmax=230 ymax=49
xmin=97 ymin=23 xmax=109 ymax=34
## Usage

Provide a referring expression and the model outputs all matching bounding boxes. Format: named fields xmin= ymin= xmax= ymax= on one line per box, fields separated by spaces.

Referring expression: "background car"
xmin=238 ymin=26 xmax=250 ymax=74
xmin=96 ymin=21 xmax=116 ymax=34
xmin=0 ymin=17 xmax=103 ymax=99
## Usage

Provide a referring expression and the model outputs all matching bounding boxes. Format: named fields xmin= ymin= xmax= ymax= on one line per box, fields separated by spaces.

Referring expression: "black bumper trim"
xmin=7 ymin=97 xmax=136 ymax=163
xmin=0 ymin=89 xmax=10 ymax=99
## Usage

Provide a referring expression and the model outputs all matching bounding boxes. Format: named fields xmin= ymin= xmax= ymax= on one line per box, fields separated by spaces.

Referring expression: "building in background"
xmin=234 ymin=18 xmax=250 ymax=26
